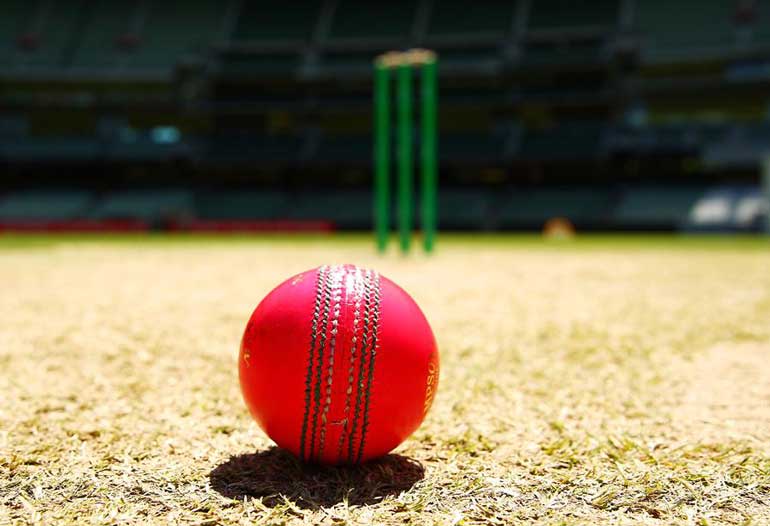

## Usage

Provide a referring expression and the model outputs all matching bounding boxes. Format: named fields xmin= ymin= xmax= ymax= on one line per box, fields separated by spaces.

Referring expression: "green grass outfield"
xmin=1 ymin=234 xmax=769 ymax=525
xmin=1 ymin=232 xmax=769 ymax=250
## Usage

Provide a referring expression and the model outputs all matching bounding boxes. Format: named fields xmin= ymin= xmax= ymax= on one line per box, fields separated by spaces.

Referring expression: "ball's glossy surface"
xmin=239 ymin=264 xmax=439 ymax=464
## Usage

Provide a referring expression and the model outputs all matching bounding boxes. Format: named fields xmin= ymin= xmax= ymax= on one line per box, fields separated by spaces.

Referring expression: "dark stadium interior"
xmin=1 ymin=0 xmax=769 ymax=232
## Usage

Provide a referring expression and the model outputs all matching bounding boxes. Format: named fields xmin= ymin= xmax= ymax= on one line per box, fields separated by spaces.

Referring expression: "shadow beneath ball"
xmin=209 ymin=447 xmax=425 ymax=509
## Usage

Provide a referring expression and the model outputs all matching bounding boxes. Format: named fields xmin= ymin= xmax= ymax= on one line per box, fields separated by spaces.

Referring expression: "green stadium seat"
xmin=496 ymin=188 xmax=611 ymax=227
xmin=607 ymin=124 xmax=700 ymax=155
xmin=434 ymin=47 xmax=502 ymax=74
xmin=750 ymin=4 xmax=770 ymax=45
xmin=0 ymin=137 xmax=100 ymax=161
xmin=330 ymin=0 xmax=415 ymax=40
xmin=125 ymin=0 xmax=227 ymax=70
xmin=528 ymin=0 xmax=618 ymax=32
xmin=291 ymin=190 xmax=372 ymax=228
xmin=196 ymin=191 xmax=289 ymax=220
xmin=613 ymin=186 xmax=705 ymax=227
xmin=206 ymin=134 xmax=302 ymax=163
xmin=91 ymin=190 xmax=194 ymax=221
xmin=315 ymin=134 xmax=370 ymax=163
xmin=0 ymin=191 xmax=93 ymax=220
xmin=519 ymin=122 xmax=605 ymax=160
xmin=218 ymin=53 xmax=300 ymax=77
xmin=0 ymin=0 xmax=36 ymax=67
xmin=697 ymin=123 xmax=728 ymax=147
xmin=0 ymin=115 xmax=28 ymax=137
xmin=635 ymin=0 xmax=736 ymax=63
xmin=437 ymin=189 xmax=491 ymax=229
xmin=321 ymin=51 xmax=376 ymax=75
xmin=521 ymin=40 xmax=607 ymax=68
xmin=440 ymin=132 xmax=506 ymax=163
xmin=14 ymin=0 xmax=84 ymax=69
xmin=427 ymin=0 xmax=515 ymax=38
xmin=106 ymin=134 xmax=188 ymax=162
xmin=234 ymin=1 xmax=321 ymax=41
xmin=70 ymin=1 xmax=137 ymax=69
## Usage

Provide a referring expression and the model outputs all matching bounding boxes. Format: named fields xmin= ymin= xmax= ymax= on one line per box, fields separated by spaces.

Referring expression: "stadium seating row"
xmin=3 ymin=122 xmax=770 ymax=164
xmin=2 ymin=0 xmax=770 ymax=75
xmin=0 ymin=185 xmax=765 ymax=231
xmin=2 ymin=0 xmax=227 ymax=74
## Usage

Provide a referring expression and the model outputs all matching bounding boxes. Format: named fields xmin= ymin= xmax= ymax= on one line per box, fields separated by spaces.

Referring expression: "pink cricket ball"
xmin=239 ymin=264 xmax=439 ymax=464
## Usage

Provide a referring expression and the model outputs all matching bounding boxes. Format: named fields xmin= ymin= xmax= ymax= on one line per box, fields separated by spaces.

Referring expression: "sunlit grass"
xmin=1 ymin=235 xmax=769 ymax=525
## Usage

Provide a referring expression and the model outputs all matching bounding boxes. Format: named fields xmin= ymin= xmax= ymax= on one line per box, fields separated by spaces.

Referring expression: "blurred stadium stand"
xmin=1 ymin=0 xmax=769 ymax=231
xmin=196 ymin=190 xmax=290 ymax=220
xmin=0 ymin=190 xmax=93 ymax=220
xmin=613 ymin=185 xmax=705 ymax=229
xmin=90 ymin=190 xmax=195 ymax=224
xmin=685 ymin=184 xmax=769 ymax=231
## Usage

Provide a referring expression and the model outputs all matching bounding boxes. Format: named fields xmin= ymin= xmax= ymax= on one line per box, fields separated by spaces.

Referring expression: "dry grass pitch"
xmin=2 ymin=235 xmax=769 ymax=525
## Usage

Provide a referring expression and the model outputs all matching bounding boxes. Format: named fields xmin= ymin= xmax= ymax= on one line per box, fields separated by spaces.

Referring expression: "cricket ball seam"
xmin=308 ymin=265 xmax=334 ymax=461
xmin=356 ymin=269 xmax=381 ymax=463
xmin=347 ymin=267 xmax=373 ymax=462
xmin=298 ymin=265 xmax=384 ymax=464
xmin=337 ymin=266 xmax=363 ymax=461
xmin=317 ymin=267 xmax=344 ymax=459
xmin=299 ymin=265 xmax=327 ymax=461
